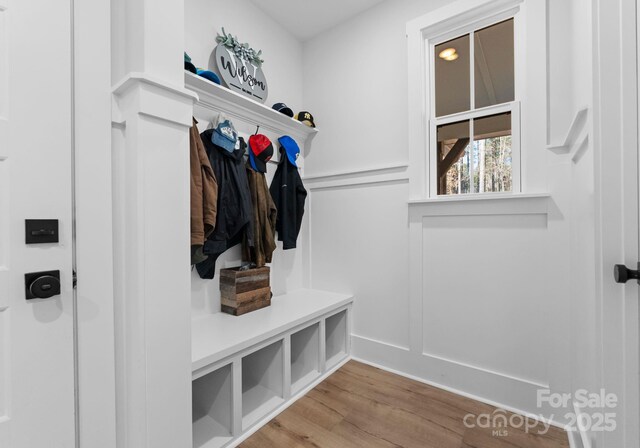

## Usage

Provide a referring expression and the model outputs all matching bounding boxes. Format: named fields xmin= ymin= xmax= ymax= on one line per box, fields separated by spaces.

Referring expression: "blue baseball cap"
xmin=212 ymin=119 xmax=238 ymax=153
xmin=197 ymin=69 xmax=221 ymax=85
xmin=278 ymin=136 xmax=300 ymax=167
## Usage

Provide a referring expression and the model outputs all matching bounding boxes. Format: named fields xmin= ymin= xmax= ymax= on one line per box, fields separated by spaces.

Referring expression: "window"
xmin=431 ymin=18 xmax=519 ymax=196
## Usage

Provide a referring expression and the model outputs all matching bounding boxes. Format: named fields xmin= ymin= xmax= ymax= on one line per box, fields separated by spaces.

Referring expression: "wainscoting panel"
xmin=309 ymin=180 xmax=411 ymax=351
xmin=421 ymin=213 xmax=550 ymax=387
xmin=307 ymin=161 xmax=569 ymax=421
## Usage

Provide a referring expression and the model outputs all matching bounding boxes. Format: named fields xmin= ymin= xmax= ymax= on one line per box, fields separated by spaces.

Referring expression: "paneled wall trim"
xmin=111 ymin=70 xmax=195 ymax=447
xmin=404 ymin=191 xmax=558 ymax=419
xmin=546 ymin=107 xmax=589 ymax=154
xmin=304 ymin=163 xmax=409 ymax=191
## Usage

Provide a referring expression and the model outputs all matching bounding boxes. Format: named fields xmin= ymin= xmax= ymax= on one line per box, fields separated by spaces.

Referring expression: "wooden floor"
xmin=241 ymin=361 xmax=569 ymax=448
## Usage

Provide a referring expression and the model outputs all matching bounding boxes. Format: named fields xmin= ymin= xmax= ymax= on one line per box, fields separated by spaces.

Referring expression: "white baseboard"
xmin=352 ymin=334 xmax=564 ymax=421
xmin=351 ymin=355 xmax=566 ymax=431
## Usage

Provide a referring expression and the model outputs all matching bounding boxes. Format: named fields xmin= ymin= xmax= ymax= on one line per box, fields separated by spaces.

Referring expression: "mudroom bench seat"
xmin=191 ymin=289 xmax=353 ymax=448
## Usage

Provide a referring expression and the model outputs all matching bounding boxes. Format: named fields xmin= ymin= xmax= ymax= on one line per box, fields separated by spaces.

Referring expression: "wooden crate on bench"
xmin=220 ymin=266 xmax=272 ymax=316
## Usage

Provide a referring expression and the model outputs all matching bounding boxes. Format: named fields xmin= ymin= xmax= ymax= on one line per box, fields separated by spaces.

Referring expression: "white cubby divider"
xmin=325 ymin=310 xmax=348 ymax=370
xmin=290 ymin=323 xmax=321 ymax=395
xmin=191 ymin=289 xmax=353 ymax=448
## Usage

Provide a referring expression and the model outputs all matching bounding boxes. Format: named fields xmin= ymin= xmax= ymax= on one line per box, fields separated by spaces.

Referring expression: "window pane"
xmin=474 ymin=19 xmax=514 ymax=109
xmin=473 ymin=113 xmax=512 ymax=193
xmin=437 ymin=120 xmax=471 ymax=195
xmin=435 ymin=35 xmax=470 ymax=117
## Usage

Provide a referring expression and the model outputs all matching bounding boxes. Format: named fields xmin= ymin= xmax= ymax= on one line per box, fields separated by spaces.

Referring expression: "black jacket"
xmin=269 ymin=150 xmax=307 ymax=249
xmin=196 ymin=131 xmax=254 ymax=278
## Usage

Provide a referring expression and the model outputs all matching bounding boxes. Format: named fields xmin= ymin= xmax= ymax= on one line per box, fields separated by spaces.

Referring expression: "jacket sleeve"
xmin=190 ymin=120 xmax=205 ymax=246
xmin=278 ymin=164 xmax=297 ymax=250
xmin=292 ymin=171 xmax=307 ymax=247
xmin=270 ymin=165 xmax=283 ymax=236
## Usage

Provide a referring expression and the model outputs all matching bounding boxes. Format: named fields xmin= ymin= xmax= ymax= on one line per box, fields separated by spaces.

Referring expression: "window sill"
xmin=408 ymin=193 xmax=551 ymax=216
xmin=409 ymin=192 xmax=550 ymax=205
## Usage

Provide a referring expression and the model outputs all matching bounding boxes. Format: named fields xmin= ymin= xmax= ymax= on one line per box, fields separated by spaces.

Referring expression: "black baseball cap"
xmin=295 ymin=111 xmax=315 ymax=128
xmin=272 ymin=103 xmax=294 ymax=118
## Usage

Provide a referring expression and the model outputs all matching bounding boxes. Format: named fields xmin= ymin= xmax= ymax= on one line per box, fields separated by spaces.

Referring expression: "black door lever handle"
xmin=614 ymin=263 xmax=640 ymax=284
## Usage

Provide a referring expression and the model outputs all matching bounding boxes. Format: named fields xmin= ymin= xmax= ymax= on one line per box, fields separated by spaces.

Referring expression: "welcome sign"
xmin=215 ymin=44 xmax=269 ymax=103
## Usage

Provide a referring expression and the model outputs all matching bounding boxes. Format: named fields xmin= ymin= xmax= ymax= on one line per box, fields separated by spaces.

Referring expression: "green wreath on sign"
xmin=216 ymin=28 xmax=264 ymax=68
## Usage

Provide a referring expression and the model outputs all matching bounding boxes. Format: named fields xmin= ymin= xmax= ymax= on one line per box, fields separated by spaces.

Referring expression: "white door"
xmin=601 ymin=1 xmax=640 ymax=447
xmin=0 ymin=0 xmax=76 ymax=447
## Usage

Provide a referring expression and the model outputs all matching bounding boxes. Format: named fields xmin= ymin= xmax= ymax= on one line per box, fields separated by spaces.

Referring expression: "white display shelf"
xmin=192 ymin=289 xmax=353 ymax=374
xmin=290 ymin=323 xmax=320 ymax=395
xmin=325 ymin=310 xmax=348 ymax=370
xmin=241 ymin=341 xmax=284 ymax=430
xmin=185 ymin=71 xmax=318 ymax=145
xmin=192 ymin=364 xmax=233 ymax=448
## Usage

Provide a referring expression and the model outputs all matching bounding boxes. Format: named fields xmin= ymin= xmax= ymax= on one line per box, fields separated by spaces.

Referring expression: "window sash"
xmin=428 ymin=14 xmax=519 ymax=197
xmin=429 ymin=101 xmax=521 ymax=196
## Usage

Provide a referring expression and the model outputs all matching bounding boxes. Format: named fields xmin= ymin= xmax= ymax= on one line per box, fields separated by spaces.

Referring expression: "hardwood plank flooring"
xmin=240 ymin=361 xmax=569 ymax=448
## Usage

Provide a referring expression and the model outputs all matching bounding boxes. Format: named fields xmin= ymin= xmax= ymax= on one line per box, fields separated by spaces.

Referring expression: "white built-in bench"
xmin=191 ymin=289 xmax=354 ymax=448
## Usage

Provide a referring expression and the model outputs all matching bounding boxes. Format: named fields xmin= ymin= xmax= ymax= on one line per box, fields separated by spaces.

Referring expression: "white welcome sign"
xmin=215 ymin=44 xmax=269 ymax=103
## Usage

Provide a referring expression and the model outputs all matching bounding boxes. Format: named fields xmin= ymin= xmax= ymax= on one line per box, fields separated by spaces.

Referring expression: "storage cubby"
xmin=290 ymin=323 xmax=320 ymax=394
xmin=242 ymin=340 xmax=284 ymax=430
xmin=192 ymin=364 xmax=234 ymax=448
xmin=325 ymin=310 xmax=348 ymax=369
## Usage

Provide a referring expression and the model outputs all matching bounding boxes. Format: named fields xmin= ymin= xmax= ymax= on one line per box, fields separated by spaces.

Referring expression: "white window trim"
xmin=407 ymin=0 xmax=527 ymax=200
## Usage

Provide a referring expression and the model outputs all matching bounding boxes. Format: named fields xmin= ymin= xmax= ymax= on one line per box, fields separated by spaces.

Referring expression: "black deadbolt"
xmin=25 ymin=270 xmax=61 ymax=300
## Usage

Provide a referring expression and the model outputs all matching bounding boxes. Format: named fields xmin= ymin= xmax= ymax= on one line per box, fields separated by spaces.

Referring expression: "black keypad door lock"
xmin=25 ymin=219 xmax=59 ymax=244
xmin=25 ymin=270 xmax=61 ymax=300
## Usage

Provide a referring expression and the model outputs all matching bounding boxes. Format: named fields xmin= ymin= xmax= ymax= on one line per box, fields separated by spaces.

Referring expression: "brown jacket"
xmin=190 ymin=118 xmax=218 ymax=247
xmin=242 ymin=165 xmax=277 ymax=267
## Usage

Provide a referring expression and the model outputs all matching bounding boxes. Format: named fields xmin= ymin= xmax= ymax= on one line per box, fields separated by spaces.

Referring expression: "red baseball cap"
xmin=248 ymin=134 xmax=274 ymax=173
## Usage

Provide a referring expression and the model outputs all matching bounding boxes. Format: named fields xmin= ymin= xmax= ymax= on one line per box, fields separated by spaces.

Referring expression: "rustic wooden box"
xmin=220 ymin=266 xmax=271 ymax=316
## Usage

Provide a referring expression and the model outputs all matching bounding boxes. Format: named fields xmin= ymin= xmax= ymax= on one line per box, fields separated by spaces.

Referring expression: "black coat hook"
xmin=254 ymin=125 xmax=260 ymax=135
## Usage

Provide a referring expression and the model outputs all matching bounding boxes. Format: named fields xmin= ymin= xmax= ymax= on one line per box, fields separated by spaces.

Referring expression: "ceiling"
xmin=248 ymin=0 xmax=387 ymax=41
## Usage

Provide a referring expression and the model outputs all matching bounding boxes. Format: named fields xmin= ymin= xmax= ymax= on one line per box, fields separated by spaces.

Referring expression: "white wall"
xmin=302 ymin=0 xmax=596 ymax=424
xmin=185 ymin=0 xmax=308 ymax=317
xmin=303 ymin=0 xmax=448 ymax=178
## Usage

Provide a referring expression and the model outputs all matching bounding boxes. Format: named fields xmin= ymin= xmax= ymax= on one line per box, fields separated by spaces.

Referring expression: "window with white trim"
xmin=430 ymin=18 xmax=520 ymax=196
